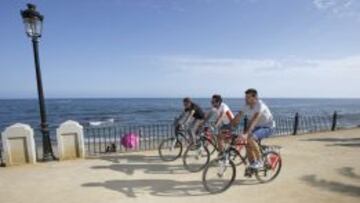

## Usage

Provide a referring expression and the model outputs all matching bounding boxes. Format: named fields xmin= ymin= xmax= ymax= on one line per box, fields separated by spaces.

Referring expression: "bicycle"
xmin=202 ymin=133 xmax=282 ymax=193
xmin=158 ymin=122 xmax=193 ymax=162
xmin=182 ymin=125 xmax=217 ymax=172
xmin=182 ymin=127 xmax=246 ymax=172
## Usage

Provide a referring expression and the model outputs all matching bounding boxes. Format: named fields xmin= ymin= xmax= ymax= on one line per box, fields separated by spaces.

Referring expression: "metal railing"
xmin=84 ymin=123 xmax=175 ymax=155
xmin=84 ymin=111 xmax=360 ymax=155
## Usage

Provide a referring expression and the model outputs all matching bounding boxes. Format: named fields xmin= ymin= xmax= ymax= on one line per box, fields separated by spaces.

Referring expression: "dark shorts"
xmin=252 ymin=127 xmax=274 ymax=140
xmin=220 ymin=124 xmax=232 ymax=131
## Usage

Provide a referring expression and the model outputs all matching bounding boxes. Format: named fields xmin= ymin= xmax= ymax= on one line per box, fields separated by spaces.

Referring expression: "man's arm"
xmin=231 ymin=111 xmax=244 ymax=128
xmin=203 ymin=111 xmax=213 ymax=123
xmin=244 ymin=112 xmax=261 ymax=136
xmin=177 ymin=111 xmax=188 ymax=125
xmin=183 ymin=110 xmax=195 ymax=125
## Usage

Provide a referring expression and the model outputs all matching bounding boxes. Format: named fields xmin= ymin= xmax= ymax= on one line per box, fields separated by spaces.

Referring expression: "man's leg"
xmin=218 ymin=131 xmax=224 ymax=151
xmin=245 ymin=140 xmax=255 ymax=163
xmin=191 ymin=119 xmax=203 ymax=143
xmin=248 ymin=127 xmax=273 ymax=169
xmin=247 ymin=137 xmax=261 ymax=160
xmin=217 ymin=125 xmax=229 ymax=152
xmin=194 ymin=119 xmax=204 ymax=135
xmin=188 ymin=120 xmax=196 ymax=144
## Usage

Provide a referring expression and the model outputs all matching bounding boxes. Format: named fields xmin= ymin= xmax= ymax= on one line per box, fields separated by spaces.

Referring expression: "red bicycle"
xmin=202 ymin=133 xmax=282 ymax=193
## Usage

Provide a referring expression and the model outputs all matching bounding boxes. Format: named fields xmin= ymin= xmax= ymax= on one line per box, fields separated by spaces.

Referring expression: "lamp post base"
xmin=40 ymin=127 xmax=58 ymax=162
xmin=41 ymin=153 xmax=57 ymax=162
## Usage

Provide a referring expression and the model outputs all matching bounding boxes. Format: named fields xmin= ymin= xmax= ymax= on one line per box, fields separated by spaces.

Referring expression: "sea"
xmin=1 ymin=98 xmax=360 ymax=133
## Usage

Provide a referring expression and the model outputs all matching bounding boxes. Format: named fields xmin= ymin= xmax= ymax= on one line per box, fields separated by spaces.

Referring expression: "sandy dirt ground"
xmin=0 ymin=129 xmax=359 ymax=203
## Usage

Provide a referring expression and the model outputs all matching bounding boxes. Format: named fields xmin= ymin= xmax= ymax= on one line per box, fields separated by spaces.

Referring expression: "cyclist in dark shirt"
xmin=185 ymin=101 xmax=205 ymax=120
xmin=180 ymin=97 xmax=205 ymax=143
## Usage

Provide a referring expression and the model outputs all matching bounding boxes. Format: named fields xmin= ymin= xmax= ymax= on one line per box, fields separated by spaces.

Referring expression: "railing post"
xmin=293 ymin=112 xmax=299 ymax=135
xmin=331 ymin=111 xmax=338 ymax=131
xmin=243 ymin=116 xmax=248 ymax=133
xmin=138 ymin=128 xmax=142 ymax=151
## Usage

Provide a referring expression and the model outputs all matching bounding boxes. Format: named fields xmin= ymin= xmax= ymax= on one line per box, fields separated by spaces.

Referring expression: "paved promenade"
xmin=1 ymin=129 xmax=359 ymax=203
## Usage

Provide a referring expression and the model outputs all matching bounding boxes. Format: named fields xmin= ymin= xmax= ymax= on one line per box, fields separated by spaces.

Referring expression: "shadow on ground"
xmin=301 ymin=167 xmax=360 ymax=197
xmin=85 ymin=153 xmax=260 ymax=197
xmin=91 ymin=163 xmax=188 ymax=175
xmin=328 ymin=143 xmax=360 ymax=148
xmin=338 ymin=167 xmax=360 ymax=180
xmin=301 ymin=137 xmax=360 ymax=148
xmin=82 ymin=178 xmax=258 ymax=197
xmin=87 ymin=154 xmax=162 ymax=164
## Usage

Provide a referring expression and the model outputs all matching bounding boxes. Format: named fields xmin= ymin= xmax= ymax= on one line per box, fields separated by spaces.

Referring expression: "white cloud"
xmin=313 ymin=0 xmax=360 ymax=20
xmin=314 ymin=0 xmax=339 ymax=9
xmin=144 ymin=55 xmax=360 ymax=97
xmin=157 ymin=55 xmax=360 ymax=72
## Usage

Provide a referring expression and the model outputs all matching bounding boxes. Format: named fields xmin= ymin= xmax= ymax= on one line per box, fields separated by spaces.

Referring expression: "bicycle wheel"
xmin=183 ymin=142 xmax=210 ymax=172
xmin=255 ymin=151 xmax=282 ymax=183
xmin=158 ymin=138 xmax=183 ymax=161
xmin=202 ymin=157 xmax=236 ymax=194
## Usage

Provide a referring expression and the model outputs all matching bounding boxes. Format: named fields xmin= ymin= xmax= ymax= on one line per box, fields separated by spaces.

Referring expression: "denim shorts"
xmin=252 ymin=127 xmax=274 ymax=140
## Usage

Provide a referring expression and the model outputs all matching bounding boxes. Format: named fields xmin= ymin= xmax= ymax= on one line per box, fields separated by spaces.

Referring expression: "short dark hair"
xmin=245 ymin=88 xmax=258 ymax=97
xmin=183 ymin=97 xmax=192 ymax=103
xmin=212 ymin=94 xmax=223 ymax=104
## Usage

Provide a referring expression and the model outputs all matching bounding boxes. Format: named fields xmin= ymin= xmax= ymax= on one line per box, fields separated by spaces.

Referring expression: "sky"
xmin=1 ymin=0 xmax=360 ymax=98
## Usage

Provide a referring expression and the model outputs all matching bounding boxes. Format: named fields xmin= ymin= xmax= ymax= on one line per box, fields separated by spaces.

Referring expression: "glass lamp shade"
xmin=21 ymin=4 xmax=44 ymax=38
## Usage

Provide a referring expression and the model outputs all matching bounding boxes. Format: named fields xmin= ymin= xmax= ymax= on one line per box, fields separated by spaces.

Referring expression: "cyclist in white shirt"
xmin=231 ymin=89 xmax=275 ymax=169
xmin=209 ymin=94 xmax=234 ymax=151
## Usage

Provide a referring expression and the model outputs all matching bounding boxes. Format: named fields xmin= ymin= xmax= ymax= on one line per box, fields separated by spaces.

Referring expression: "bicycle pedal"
xmin=244 ymin=172 xmax=252 ymax=178
xmin=244 ymin=168 xmax=252 ymax=177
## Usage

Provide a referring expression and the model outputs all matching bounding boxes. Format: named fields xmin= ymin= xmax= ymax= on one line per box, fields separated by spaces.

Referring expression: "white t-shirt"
xmin=212 ymin=103 xmax=234 ymax=125
xmin=241 ymin=99 xmax=275 ymax=128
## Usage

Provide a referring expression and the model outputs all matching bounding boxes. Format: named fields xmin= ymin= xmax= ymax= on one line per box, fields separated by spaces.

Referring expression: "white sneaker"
xmin=225 ymin=159 xmax=231 ymax=166
xmin=217 ymin=161 xmax=226 ymax=176
xmin=249 ymin=161 xmax=263 ymax=170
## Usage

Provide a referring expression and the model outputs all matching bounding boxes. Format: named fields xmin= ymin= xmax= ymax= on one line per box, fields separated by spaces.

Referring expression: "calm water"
xmin=1 ymin=98 xmax=360 ymax=132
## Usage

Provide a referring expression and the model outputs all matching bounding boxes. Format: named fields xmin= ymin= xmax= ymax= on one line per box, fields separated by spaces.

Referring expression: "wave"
xmin=88 ymin=118 xmax=115 ymax=126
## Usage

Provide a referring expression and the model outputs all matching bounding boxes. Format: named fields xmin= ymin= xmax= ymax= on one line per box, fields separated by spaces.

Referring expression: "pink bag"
xmin=121 ymin=133 xmax=140 ymax=149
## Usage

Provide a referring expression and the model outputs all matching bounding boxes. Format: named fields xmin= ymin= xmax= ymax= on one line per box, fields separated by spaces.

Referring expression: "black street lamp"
xmin=21 ymin=4 xmax=56 ymax=161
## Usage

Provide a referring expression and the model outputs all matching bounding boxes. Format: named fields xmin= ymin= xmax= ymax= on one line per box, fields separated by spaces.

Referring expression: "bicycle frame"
xmin=199 ymin=127 xmax=218 ymax=145
xmin=221 ymin=131 xmax=246 ymax=154
xmin=174 ymin=126 xmax=192 ymax=142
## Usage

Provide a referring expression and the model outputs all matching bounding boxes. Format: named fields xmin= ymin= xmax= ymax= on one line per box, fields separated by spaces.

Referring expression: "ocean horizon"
xmin=1 ymin=97 xmax=360 ymax=100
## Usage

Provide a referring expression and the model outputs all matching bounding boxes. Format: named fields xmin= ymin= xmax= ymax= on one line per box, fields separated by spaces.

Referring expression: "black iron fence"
xmin=84 ymin=111 xmax=360 ymax=155
xmin=84 ymin=123 xmax=174 ymax=155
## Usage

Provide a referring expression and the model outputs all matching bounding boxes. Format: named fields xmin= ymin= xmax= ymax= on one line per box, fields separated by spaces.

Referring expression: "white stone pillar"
xmin=56 ymin=120 xmax=85 ymax=160
xmin=1 ymin=123 xmax=36 ymax=166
